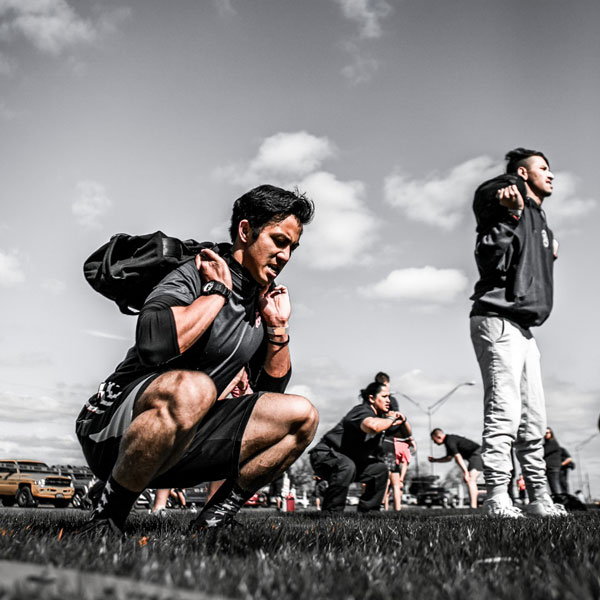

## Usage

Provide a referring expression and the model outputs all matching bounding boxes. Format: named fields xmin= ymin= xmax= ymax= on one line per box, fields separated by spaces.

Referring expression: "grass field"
xmin=0 ymin=507 xmax=599 ymax=599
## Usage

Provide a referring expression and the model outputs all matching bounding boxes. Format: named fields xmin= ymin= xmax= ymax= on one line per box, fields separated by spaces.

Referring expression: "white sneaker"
xmin=483 ymin=493 xmax=524 ymax=518
xmin=527 ymin=494 xmax=570 ymax=517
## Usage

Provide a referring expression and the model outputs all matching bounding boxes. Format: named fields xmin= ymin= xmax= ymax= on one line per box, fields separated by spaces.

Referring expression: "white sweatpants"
xmin=470 ymin=315 xmax=548 ymax=501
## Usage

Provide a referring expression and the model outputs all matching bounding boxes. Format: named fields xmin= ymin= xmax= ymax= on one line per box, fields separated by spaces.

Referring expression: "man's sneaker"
xmin=190 ymin=514 xmax=243 ymax=530
xmin=150 ymin=508 xmax=169 ymax=519
xmin=526 ymin=494 xmax=570 ymax=517
xmin=76 ymin=517 xmax=124 ymax=538
xmin=483 ymin=494 xmax=524 ymax=518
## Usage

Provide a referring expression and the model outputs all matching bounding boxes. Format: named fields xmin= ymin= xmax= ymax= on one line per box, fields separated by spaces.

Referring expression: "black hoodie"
xmin=470 ymin=174 xmax=555 ymax=329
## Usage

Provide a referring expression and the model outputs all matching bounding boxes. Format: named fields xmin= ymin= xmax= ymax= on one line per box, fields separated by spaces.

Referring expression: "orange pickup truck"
xmin=0 ymin=459 xmax=74 ymax=508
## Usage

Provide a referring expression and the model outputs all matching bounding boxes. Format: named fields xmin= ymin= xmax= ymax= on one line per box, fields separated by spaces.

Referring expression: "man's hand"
xmin=428 ymin=456 xmax=436 ymax=463
xmin=195 ymin=249 xmax=233 ymax=290
xmin=496 ymin=184 xmax=524 ymax=211
xmin=259 ymin=285 xmax=291 ymax=327
xmin=463 ymin=471 xmax=471 ymax=483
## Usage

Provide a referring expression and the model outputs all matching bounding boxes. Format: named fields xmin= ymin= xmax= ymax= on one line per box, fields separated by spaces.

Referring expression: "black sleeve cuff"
xmin=255 ymin=366 xmax=292 ymax=394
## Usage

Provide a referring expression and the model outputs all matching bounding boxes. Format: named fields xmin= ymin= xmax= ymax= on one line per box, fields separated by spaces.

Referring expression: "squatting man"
xmin=76 ymin=185 xmax=318 ymax=534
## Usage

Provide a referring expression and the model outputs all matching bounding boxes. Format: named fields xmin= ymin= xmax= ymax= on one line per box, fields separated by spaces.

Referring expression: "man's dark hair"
xmin=374 ymin=371 xmax=390 ymax=384
xmin=229 ymin=185 xmax=315 ymax=242
xmin=430 ymin=428 xmax=444 ymax=438
xmin=360 ymin=381 xmax=386 ymax=404
xmin=505 ymin=147 xmax=550 ymax=174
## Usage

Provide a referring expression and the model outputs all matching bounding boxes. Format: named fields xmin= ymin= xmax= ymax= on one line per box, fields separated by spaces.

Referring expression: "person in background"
xmin=429 ymin=428 xmax=483 ymax=508
xmin=309 ymin=381 xmax=411 ymax=513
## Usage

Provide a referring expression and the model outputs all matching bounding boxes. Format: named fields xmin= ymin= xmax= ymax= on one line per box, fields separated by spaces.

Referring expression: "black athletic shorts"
xmin=468 ymin=452 xmax=484 ymax=472
xmin=76 ymin=372 xmax=262 ymax=488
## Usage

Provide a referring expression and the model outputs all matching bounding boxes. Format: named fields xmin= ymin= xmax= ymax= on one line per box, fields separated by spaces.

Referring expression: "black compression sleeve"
xmin=255 ymin=366 xmax=292 ymax=394
xmin=135 ymin=296 xmax=180 ymax=366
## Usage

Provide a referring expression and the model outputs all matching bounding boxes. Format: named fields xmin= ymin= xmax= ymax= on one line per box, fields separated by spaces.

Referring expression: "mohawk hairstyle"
xmin=505 ymin=147 xmax=550 ymax=174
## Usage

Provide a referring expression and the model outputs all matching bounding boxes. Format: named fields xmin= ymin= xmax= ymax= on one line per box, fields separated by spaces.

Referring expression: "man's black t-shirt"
xmin=322 ymin=403 xmax=384 ymax=464
xmin=443 ymin=434 xmax=480 ymax=460
xmin=104 ymin=245 xmax=289 ymax=396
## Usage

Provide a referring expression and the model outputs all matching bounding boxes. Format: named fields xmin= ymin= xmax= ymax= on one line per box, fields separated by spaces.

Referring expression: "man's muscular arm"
xmin=171 ymin=249 xmax=233 ymax=354
xmin=136 ymin=249 xmax=231 ymax=365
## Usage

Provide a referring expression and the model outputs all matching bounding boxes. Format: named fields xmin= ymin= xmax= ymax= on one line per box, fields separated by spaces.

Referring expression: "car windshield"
xmin=19 ymin=462 xmax=53 ymax=473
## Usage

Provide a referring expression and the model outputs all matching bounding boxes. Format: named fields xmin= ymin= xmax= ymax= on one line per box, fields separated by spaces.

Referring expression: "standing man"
xmin=76 ymin=185 xmax=318 ymax=535
xmin=470 ymin=148 xmax=567 ymax=518
xmin=428 ymin=428 xmax=482 ymax=508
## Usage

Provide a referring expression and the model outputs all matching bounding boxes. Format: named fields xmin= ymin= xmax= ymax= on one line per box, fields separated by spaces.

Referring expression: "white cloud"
xmin=214 ymin=0 xmax=236 ymax=17
xmin=0 ymin=51 xmax=15 ymax=75
xmin=384 ymin=156 xmax=502 ymax=230
xmin=0 ymin=0 xmax=130 ymax=56
xmin=215 ymin=131 xmax=336 ymax=187
xmin=40 ymin=278 xmax=65 ymax=294
xmin=332 ymin=0 xmax=392 ymax=39
xmin=340 ymin=40 xmax=379 ymax=84
xmin=214 ymin=131 xmax=378 ymax=270
xmin=297 ymin=171 xmax=379 ymax=269
xmin=0 ymin=249 xmax=25 ymax=286
xmin=0 ymin=98 xmax=16 ymax=119
xmin=359 ymin=266 xmax=469 ymax=303
xmin=543 ymin=171 xmax=596 ymax=227
xmin=72 ymin=180 xmax=112 ymax=229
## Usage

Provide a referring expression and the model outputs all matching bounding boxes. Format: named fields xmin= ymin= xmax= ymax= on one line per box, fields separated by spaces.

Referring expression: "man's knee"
xmin=139 ymin=371 xmax=217 ymax=431
xmin=281 ymin=394 xmax=319 ymax=441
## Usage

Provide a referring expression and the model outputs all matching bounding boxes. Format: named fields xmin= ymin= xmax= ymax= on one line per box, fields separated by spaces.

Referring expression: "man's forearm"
xmin=262 ymin=337 xmax=291 ymax=378
xmin=171 ymin=296 xmax=227 ymax=354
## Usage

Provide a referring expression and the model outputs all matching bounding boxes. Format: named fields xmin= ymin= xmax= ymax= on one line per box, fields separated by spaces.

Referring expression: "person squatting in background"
xmin=308 ymin=381 xmax=412 ymax=513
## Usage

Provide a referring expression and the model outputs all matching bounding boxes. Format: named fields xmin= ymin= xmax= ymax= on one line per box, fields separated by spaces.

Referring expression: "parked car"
xmin=408 ymin=475 xmax=456 ymax=508
xmin=0 ymin=459 xmax=74 ymax=508
xmin=185 ymin=484 xmax=209 ymax=509
xmin=53 ymin=465 xmax=94 ymax=509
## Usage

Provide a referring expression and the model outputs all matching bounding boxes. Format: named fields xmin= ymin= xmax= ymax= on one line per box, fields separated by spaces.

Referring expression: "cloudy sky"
xmin=1 ymin=0 xmax=599 ymax=497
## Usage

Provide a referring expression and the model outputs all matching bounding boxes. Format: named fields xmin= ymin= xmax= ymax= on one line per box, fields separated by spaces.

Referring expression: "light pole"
xmin=398 ymin=381 xmax=476 ymax=475
xmin=574 ymin=431 xmax=598 ymax=501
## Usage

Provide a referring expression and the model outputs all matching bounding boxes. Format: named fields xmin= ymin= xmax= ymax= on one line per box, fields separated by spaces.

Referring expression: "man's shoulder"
xmin=145 ymin=259 xmax=201 ymax=304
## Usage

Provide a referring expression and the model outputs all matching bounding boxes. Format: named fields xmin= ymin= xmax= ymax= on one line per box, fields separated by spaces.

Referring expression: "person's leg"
xmin=514 ymin=335 xmax=549 ymax=503
xmin=558 ymin=469 xmax=569 ymax=494
xmin=389 ymin=471 xmax=402 ymax=511
xmin=207 ymin=480 xmax=224 ymax=501
xmin=193 ymin=392 xmax=318 ymax=526
xmin=356 ymin=461 xmax=388 ymax=513
xmin=383 ymin=475 xmax=392 ymax=511
xmin=468 ymin=469 xmax=480 ymax=508
xmin=471 ymin=317 xmax=525 ymax=506
xmin=90 ymin=370 xmax=217 ymax=530
xmin=547 ymin=469 xmax=561 ymax=496
xmin=310 ymin=447 xmax=356 ymax=512
xmin=152 ymin=488 xmax=170 ymax=512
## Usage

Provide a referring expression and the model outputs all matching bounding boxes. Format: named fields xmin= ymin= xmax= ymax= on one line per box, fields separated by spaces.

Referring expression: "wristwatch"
xmin=202 ymin=280 xmax=232 ymax=303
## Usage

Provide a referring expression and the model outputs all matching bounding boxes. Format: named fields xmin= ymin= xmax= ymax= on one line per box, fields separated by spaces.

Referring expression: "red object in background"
xmin=286 ymin=493 xmax=295 ymax=512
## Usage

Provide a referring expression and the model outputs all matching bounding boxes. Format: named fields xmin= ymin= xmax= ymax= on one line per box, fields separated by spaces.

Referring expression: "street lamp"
xmin=574 ymin=431 xmax=599 ymax=501
xmin=398 ymin=381 xmax=476 ymax=475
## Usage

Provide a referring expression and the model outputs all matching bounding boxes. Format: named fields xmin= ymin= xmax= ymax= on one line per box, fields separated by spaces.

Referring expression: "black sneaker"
xmin=76 ymin=517 xmax=124 ymax=539
xmin=190 ymin=514 xmax=243 ymax=530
